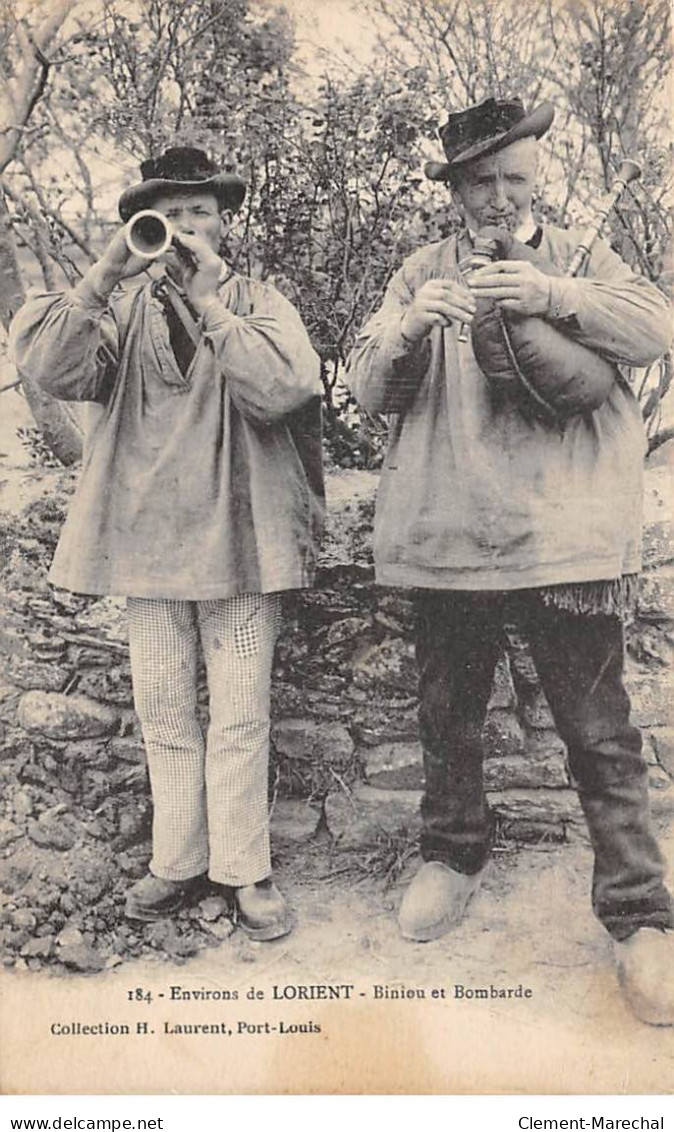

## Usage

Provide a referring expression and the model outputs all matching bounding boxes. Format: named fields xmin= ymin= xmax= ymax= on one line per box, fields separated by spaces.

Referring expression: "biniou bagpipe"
xmin=461 ymin=160 xmax=642 ymax=423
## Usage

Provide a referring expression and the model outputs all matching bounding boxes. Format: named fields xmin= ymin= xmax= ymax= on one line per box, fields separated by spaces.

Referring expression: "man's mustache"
xmin=482 ymin=210 xmax=519 ymax=231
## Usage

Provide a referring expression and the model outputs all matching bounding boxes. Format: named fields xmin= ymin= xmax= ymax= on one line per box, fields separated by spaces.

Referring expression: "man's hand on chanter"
xmin=467 ymin=259 xmax=552 ymax=317
xmin=401 ymin=279 xmax=477 ymax=343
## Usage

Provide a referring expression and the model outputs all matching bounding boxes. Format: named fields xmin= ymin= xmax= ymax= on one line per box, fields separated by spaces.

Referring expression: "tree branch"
xmin=0 ymin=0 xmax=76 ymax=174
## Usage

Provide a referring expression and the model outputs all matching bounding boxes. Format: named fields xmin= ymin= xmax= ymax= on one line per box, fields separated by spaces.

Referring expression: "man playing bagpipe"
xmin=346 ymin=97 xmax=674 ymax=1025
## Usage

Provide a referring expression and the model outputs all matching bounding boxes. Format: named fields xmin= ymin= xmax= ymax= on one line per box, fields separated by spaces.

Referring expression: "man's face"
xmin=450 ymin=137 xmax=537 ymax=234
xmin=152 ymin=189 xmax=228 ymax=254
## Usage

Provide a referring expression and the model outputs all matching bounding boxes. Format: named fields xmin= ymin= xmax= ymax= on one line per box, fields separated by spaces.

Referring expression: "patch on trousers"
xmin=234 ymin=602 xmax=262 ymax=659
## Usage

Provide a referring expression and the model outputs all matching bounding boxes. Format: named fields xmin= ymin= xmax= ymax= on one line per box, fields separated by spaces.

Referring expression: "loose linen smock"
xmin=346 ymin=225 xmax=672 ymax=593
xmin=11 ymin=270 xmax=325 ymax=599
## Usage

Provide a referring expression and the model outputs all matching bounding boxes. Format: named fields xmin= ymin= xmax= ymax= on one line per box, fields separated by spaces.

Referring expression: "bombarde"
xmin=468 ymin=157 xmax=643 ymax=421
xmin=124 ymin=209 xmax=173 ymax=259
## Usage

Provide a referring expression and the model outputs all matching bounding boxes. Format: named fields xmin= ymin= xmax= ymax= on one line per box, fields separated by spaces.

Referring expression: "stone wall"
xmin=1 ymin=465 xmax=672 ymax=864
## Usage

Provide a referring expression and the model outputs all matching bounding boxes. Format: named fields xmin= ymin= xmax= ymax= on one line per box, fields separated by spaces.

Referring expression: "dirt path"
xmin=2 ymin=826 xmax=673 ymax=1095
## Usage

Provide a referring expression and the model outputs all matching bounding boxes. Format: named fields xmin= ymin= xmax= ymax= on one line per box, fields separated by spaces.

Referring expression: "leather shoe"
xmin=125 ymin=873 xmax=200 ymax=922
xmin=613 ymin=927 xmax=674 ymax=1027
xmin=398 ymin=860 xmax=485 ymax=942
xmin=235 ymin=878 xmax=293 ymax=941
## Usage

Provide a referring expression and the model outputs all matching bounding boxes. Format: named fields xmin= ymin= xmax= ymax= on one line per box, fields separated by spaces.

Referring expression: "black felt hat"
xmin=118 ymin=147 xmax=246 ymax=221
xmin=425 ymin=97 xmax=554 ymax=181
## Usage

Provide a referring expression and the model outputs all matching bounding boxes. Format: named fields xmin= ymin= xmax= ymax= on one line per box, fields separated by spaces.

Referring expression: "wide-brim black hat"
xmin=118 ymin=146 xmax=246 ymax=221
xmin=425 ymin=97 xmax=554 ymax=181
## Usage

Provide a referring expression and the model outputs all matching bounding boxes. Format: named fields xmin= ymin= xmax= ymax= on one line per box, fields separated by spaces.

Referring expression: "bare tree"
xmin=0 ymin=0 xmax=84 ymax=464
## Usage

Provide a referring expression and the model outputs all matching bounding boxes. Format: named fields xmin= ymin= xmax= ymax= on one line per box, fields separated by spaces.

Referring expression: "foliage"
xmin=1 ymin=0 xmax=672 ymax=466
xmin=16 ymin=424 xmax=65 ymax=468
xmin=226 ymin=65 xmax=437 ymax=466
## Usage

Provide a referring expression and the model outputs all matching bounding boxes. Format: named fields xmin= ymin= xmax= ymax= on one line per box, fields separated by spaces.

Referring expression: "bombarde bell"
xmin=124 ymin=209 xmax=173 ymax=259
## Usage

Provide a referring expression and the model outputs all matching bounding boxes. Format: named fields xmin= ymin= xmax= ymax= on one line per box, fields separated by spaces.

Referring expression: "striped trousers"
xmin=126 ymin=594 xmax=282 ymax=887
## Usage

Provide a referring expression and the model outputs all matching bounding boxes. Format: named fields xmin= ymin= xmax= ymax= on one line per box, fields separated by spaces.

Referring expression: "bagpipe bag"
xmin=469 ymin=228 xmax=619 ymax=421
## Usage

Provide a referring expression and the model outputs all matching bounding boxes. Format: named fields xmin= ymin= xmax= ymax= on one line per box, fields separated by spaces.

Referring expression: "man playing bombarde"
xmin=11 ymin=147 xmax=324 ymax=939
xmin=346 ymin=98 xmax=674 ymax=1025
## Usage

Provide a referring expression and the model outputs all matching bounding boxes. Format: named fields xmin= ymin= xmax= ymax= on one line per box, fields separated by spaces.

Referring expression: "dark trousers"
xmin=414 ymin=589 xmax=673 ymax=941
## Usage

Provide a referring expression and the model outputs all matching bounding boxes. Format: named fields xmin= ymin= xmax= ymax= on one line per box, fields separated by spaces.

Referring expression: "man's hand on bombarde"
xmin=401 ymin=279 xmax=477 ymax=343
xmin=164 ymin=232 xmax=222 ymax=315
xmin=467 ymin=259 xmax=551 ymax=317
xmin=84 ymin=228 xmax=149 ymax=299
